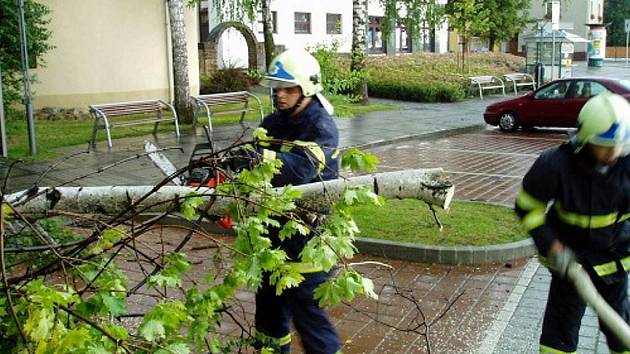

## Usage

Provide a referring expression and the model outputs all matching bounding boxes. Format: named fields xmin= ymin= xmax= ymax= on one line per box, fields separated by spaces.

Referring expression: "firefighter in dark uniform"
xmin=515 ymin=93 xmax=630 ymax=354
xmin=251 ymin=48 xmax=341 ymax=354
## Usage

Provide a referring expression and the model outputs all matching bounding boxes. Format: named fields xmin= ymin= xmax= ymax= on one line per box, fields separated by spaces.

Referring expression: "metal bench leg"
xmin=105 ymin=124 xmax=113 ymax=149
xmin=479 ymin=85 xmax=483 ymax=99
xmin=90 ymin=116 xmax=99 ymax=146
xmin=173 ymin=117 xmax=180 ymax=138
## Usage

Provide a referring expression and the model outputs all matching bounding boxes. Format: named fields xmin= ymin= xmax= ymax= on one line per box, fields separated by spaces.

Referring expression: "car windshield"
xmin=617 ymin=80 xmax=630 ymax=90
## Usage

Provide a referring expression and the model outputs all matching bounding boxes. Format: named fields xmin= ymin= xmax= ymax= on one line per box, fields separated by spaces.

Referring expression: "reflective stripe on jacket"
xmin=515 ymin=142 xmax=630 ymax=281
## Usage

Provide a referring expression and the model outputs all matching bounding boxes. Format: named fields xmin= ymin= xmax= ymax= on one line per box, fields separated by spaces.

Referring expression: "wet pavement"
xmin=4 ymin=60 xmax=630 ymax=353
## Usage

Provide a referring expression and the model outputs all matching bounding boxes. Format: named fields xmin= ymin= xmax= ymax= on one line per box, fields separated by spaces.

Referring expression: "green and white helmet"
xmin=576 ymin=92 xmax=630 ymax=148
xmin=260 ymin=48 xmax=324 ymax=96
xmin=260 ymin=48 xmax=334 ymax=115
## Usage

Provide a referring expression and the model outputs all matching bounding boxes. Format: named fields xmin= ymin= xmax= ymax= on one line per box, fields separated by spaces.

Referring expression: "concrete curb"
xmin=138 ymin=214 xmax=535 ymax=265
xmin=354 ymin=237 xmax=536 ymax=265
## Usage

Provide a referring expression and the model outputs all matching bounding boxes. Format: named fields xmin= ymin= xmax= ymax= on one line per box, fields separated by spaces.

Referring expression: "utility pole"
xmin=18 ymin=0 xmax=37 ymax=155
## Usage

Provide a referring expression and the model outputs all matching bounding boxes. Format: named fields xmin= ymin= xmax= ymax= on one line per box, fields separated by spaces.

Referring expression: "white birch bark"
xmin=351 ymin=0 xmax=368 ymax=103
xmin=167 ymin=0 xmax=192 ymax=122
xmin=7 ymin=169 xmax=454 ymax=216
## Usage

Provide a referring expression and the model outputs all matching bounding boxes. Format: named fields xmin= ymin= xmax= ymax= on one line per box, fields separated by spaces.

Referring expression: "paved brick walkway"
xmin=368 ymin=128 xmax=567 ymax=206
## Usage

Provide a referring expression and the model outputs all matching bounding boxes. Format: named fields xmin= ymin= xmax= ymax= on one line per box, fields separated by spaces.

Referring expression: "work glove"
xmin=223 ymin=146 xmax=261 ymax=172
xmin=546 ymin=246 xmax=577 ymax=280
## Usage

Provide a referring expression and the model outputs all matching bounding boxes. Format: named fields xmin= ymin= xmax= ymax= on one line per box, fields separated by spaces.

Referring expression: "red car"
xmin=483 ymin=77 xmax=630 ymax=131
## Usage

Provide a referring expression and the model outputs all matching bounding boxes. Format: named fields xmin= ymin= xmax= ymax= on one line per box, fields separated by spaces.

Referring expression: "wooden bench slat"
xmin=90 ymin=99 xmax=180 ymax=148
xmin=190 ymin=92 xmax=265 ymax=145
xmin=469 ymin=75 xmax=506 ymax=99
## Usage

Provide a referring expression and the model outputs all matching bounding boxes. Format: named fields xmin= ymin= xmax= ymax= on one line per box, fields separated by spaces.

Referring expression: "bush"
xmin=368 ymin=77 xmax=465 ymax=102
xmin=366 ymin=52 xmax=525 ymax=102
xmin=200 ymin=67 xmax=252 ymax=94
xmin=310 ymin=42 xmax=365 ymax=101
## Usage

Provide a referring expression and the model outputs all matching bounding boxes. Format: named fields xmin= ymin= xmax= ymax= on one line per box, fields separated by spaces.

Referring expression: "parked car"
xmin=483 ymin=77 xmax=630 ymax=131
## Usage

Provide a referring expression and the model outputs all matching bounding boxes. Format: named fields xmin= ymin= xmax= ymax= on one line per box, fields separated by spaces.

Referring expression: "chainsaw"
xmin=145 ymin=125 xmax=232 ymax=229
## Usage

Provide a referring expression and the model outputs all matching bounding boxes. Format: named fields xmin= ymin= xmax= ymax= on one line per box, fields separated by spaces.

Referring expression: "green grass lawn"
xmin=6 ymin=94 xmax=397 ymax=160
xmin=350 ymin=199 xmax=526 ymax=246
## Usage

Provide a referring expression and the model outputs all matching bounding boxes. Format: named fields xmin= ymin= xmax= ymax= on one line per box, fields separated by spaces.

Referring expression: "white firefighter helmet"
xmin=576 ymin=92 xmax=630 ymax=149
xmin=260 ymin=48 xmax=324 ymax=97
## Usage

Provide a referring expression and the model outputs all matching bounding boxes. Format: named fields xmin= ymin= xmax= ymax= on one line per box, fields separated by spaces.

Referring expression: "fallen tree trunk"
xmin=7 ymin=169 xmax=454 ymax=216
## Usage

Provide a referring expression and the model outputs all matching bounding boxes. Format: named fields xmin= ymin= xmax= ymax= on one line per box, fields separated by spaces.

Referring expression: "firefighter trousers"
xmin=255 ymin=271 xmax=340 ymax=354
xmin=540 ymin=270 xmax=629 ymax=353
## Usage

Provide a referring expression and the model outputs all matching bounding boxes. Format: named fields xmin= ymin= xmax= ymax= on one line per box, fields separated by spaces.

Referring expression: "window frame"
xmin=326 ymin=13 xmax=342 ymax=35
xmin=294 ymin=12 xmax=311 ymax=34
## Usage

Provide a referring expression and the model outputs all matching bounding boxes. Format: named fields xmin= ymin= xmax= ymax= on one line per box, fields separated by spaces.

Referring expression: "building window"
xmin=294 ymin=12 xmax=311 ymax=34
xmin=326 ymin=13 xmax=342 ymax=34
xmin=258 ymin=10 xmax=277 ymax=34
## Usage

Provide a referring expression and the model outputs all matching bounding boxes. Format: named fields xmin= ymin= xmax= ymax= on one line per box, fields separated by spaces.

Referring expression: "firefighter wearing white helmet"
xmin=515 ymin=92 xmax=630 ymax=353
xmin=252 ymin=48 xmax=341 ymax=353
xmin=260 ymin=48 xmax=334 ymax=115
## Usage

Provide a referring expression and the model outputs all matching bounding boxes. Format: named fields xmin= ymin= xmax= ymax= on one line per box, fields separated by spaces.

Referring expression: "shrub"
xmin=368 ymin=77 xmax=465 ymax=102
xmin=310 ymin=42 xmax=366 ymax=101
xmin=200 ymin=67 xmax=252 ymax=94
xmin=366 ymin=52 xmax=525 ymax=102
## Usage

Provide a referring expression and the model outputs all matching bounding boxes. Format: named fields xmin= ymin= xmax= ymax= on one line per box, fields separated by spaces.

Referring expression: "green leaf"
xmin=180 ymin=192 xmax=204 ymax=221
xmin=148 ymin=274 xmax=181 ymax=288
xmin=100 ymin=293 xmax=126 ymax=317
xmin=314 ymin=280 xmax=342 ymax=307
xmin=104 ymin=324 xmax=128 ymax=341
xmin=88 ymin=228 xmax=125 ymax=255
xmin=139 ymin=319 xmax=165 ymax=341
xmin=2 ymin=203 xmax=12 ymax=219
xmin=55 ymin=327 xmax=91 ymax=352
xmin=155 ymin=343 xmax=191 ymax=354
xmin=341 ymin=148 xmax=380 ymax=172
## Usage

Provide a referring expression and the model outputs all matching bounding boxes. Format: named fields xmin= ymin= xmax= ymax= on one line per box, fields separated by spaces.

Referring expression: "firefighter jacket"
xmin=259 ymin=97 xmax=339 ymax=188
xmin=515 ymin=142 xmax=630 ymax=282
xmin=258 ymin=97 xmax=339 ymax=261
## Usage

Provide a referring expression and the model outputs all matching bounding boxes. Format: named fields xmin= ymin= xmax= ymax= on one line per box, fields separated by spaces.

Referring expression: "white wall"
xmin=518 ymin=0 xmax=590 ymax=55
xmin=33 ymin=0 xmax=199 ymax=108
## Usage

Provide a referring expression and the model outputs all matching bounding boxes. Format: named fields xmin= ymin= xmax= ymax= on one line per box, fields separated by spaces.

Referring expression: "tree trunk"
xmin=261 ymin=0 xmax=275 ymax=68
xmin=351 ymin=0 xmax=368 ymax=104
xmin=429 ymin=29 xmax=436 ymax=52
xmin=167 ymin=0 xmax=193 ymax=123
xmin=9 ymin=169 xmax=455 ymax=216
xmin=489 ymin=35 xmax=496 ymax=52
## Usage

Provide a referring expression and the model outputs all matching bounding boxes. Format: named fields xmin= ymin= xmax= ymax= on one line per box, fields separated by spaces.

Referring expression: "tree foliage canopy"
xmin=604 ymin=0 xmax=630 ymax=46
xmin=0 ymin=0 xmax=52 ymax=107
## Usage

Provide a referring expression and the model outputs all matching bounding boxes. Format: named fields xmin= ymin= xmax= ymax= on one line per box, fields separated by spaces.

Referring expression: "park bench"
xmin=503 ymin=73 xmax=536 ymax=95
xmin=191 ymin=91 xmax=264 ymax=128
xmin=469 ymin=75 xmax=506 ymax=99
xmin=89 ymin=99 xmax=180 ymax=149
xmin=191 ymin=91 xmax=264 ymax=147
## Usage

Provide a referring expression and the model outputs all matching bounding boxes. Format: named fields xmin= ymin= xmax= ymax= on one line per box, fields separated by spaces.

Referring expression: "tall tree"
xmin=260 ymin=0 xmax=275 ymax=67
xmin=483 ymin=0 xmax=531 ymax=51
xmin=0 ymin=0 xmax=52 ymax=108
xmin=168 ymin=0 xmax=193 ymax=123
xmin=351 ymin=0 xmax=369 ymax=103
xmin=604 ymin=0 xmax=630 ymax=47
xmin=444 ymin=0 xmax=491 ymax=72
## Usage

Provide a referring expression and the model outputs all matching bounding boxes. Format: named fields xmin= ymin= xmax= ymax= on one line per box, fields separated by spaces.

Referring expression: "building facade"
xmin=202 ymin=0 xmax=449 ymax=71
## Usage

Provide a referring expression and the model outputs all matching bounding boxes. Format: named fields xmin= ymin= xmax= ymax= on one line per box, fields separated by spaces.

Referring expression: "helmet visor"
xmin=259 ymin=76 xmax=300 ymax=89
